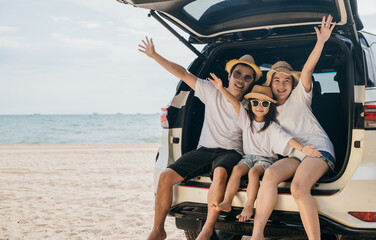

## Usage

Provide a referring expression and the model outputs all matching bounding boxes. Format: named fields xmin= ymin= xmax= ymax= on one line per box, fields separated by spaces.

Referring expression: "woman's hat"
xmin=264 ymin=61 xmax=301 ymax=87
xmin=244 ymin=85 xmax=277 ymax=103
xmin=225 ymin=54 xmax=263 ymax=82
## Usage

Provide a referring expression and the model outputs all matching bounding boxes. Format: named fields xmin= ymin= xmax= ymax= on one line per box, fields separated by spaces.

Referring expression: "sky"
xmin=1 ymin=0 xmax=376 ymax=114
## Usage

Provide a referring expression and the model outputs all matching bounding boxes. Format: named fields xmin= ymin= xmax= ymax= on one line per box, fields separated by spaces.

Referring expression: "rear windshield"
xmin=183 ymin=0 xmax=336 ymax=25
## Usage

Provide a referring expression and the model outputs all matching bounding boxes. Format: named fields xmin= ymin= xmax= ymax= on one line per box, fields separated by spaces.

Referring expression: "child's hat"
xmin=264 ymin=61 xmax=301 ymax=87
xmin=244 ymin=85 xmax=277 ymax=103
xmin=225 ymin=54 xmax=263 ymax=81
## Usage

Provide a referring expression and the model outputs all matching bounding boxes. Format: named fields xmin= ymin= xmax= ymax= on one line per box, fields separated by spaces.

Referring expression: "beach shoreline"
xmin=0 ymin=144 xmax=185 ymax=239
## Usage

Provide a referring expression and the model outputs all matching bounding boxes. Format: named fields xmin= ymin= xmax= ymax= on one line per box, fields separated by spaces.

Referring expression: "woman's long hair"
xmin=247 ymin=98 xmax=277 ymax=133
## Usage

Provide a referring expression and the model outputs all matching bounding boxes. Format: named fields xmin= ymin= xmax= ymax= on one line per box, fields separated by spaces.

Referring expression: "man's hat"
xmin=225 ymin=54 xmax=262 ymax=81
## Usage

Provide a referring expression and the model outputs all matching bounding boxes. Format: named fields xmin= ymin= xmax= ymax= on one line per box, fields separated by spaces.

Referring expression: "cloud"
xmin=358 ymin=0 xmax=376 ymax=16
xmin=79 ymin=21 xmax=100 ymax=29
xmin=51 ymin=32 xmax=106 ymax=48
xmin=0 ymin=37 xmax=26 ymax=48
xmin=0 ymin=26 xmax=18 ymax=34
xmin=51 ymin=16 xmax=73 ymax=22
xmin=51 ymin=16 xmax=100 ymax=29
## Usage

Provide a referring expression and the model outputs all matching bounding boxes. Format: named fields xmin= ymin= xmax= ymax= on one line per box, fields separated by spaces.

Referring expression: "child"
xmin=208 ymin=73 xmax=322 ymax=222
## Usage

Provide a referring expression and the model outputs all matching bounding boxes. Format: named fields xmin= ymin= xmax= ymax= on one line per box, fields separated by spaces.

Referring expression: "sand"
xmin=0 ymin=144 xmax=186 ymax=239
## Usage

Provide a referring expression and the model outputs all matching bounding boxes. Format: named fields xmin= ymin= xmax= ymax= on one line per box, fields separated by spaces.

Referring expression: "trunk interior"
xmin=181 ymin=34 xmax=353 ymax=183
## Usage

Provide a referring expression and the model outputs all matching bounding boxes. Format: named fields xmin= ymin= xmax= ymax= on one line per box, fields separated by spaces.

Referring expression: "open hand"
xmin=315 ymin=15 xmax=336 ymax=44
xmin=138 ymin=36 xmax=156 ymax=58
xmin=208 ymin=73 xmax=224 ymax=90
xmin=302 ymin=145 xmax=322 ymax=158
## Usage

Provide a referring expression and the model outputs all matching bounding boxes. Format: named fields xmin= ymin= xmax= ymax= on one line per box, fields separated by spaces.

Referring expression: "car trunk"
xmin=180 ymin=33 xmax=353 ymax=184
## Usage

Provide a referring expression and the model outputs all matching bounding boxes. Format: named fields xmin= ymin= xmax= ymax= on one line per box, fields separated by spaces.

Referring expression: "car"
xmin=117 ymin=0 xmax=376 ymax=239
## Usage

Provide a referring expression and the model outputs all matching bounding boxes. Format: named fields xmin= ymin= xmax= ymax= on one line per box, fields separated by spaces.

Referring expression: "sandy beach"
xmin=0 ymin=144 xmax=185 ymax=239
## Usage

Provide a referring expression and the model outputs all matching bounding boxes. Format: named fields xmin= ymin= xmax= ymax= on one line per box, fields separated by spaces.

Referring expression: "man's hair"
xmin=247 ymin=99 xmax=277 ymax=133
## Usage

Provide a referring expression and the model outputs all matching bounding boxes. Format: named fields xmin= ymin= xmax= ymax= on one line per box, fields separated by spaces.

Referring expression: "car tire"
xmin=184 ymin=229 xmax=243 ymax=240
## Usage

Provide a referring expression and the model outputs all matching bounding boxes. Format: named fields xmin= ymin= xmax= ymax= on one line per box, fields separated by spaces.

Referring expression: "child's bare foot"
xmin=147 ymin=228 xmax=167 ymax=240
xmin=236 ymin=205 xmax=254 ymax=222
xmin=212 ymin=200 xmax=232 ymax=212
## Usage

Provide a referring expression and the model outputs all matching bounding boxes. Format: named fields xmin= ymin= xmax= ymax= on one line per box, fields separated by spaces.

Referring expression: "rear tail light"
xmin=364 ymin=103 xmax=376 ymax=129
xmin=161 ymin=107 xmax=169 ymax=128
xmin=349 ymin=212 xmax=376 ymax=222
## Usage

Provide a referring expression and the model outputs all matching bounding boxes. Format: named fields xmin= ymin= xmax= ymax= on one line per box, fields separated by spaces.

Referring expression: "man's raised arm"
xmin=138 ymin=36 xmax=198 ymax=90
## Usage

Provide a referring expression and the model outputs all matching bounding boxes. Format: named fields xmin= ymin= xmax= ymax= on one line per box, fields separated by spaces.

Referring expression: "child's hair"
xmin=247 ymin=98 xmax=277 ymax=133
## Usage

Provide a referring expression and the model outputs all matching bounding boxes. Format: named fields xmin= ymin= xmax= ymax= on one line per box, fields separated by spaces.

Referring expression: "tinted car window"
xmin=313 ymin=72 xmax=340 ymax=93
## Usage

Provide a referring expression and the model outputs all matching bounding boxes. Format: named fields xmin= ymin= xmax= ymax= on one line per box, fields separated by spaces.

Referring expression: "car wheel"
xmin=184 ymin=229 xmax=243 ymax=240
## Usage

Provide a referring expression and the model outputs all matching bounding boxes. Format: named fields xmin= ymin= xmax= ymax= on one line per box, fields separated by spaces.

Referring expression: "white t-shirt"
xmin=239 ymin=106 xmax=293 ymax=158
xmin=195 ymin=78 xmax=244 ymax=155
xmin=276 ymin=80 xmax=335 ymax=160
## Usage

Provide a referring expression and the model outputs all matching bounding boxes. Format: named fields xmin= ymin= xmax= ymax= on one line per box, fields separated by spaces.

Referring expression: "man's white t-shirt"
xmin=195 ymin=78 xmax=244 ymax=155
xmin=239 ymin=106 xmax=293 ymax=158
xmin=276 ymin=80 xmax=335 ymax=160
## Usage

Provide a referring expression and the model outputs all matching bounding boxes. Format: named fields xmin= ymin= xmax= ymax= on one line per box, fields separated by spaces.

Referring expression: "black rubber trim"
xmin=179 ymin=180 xmax=339 ymax=196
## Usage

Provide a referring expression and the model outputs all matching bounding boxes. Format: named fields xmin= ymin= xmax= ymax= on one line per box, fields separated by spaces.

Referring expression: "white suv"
xmin=118 ymin=0 xmax=376 ymax=239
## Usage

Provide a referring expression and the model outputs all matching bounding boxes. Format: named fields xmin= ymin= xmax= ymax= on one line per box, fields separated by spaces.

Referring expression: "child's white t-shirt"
xmin=238 ymin=106 xmax=293 ymax=158
xmin=276 ymin=80 xmax=335 ymax=160
xmin=195 ymin=78 xmax=245 ymax=155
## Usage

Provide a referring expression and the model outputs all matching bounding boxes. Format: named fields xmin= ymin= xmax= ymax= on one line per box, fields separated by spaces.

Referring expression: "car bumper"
xmin=169 ymin=202 xmax=376 ymax=239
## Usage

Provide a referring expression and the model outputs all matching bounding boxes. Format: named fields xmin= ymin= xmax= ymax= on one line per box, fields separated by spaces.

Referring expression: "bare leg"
xmin=148 ymin=168 xmax=184 ymax=240
xmin=237 ymin=166 xmax=264 ymax=222
xmin=196 ymin=167 xmax=228 ymax=240
xmin=250 ymin=158 xmax=299 ymax=240
xmin=290 ymin=157 xmax=329 ymax=240
xmin=212 ymin=164 xmax=249 ymax=212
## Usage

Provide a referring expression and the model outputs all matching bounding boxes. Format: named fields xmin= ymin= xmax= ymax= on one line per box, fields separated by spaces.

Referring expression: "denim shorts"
xmin=292 ymin=150 xmax=336 ymax=173
xmin=238 ymin=154 xmax=277 ymax=170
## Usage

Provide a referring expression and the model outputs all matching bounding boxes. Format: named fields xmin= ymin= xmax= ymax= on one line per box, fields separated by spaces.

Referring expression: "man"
xmin=138 ymin=36 xmax=262 ymax=240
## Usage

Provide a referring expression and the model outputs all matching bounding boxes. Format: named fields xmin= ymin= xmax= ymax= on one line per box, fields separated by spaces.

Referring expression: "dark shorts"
xmin=168 ymin=147 xmax=242 ymax=180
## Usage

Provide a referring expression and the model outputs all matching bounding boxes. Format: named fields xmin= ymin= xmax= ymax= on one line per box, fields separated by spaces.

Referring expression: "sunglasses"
xmin=232 ymin=70 xmax=254 ymax=83
xmin=250 ymin=99 xmax=271 ymax=108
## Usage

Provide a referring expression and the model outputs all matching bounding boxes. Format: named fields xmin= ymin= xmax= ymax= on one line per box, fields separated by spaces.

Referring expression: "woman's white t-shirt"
xmin=276 ymin=80 xmax=335 ymax=160
xmin=239 ymin=106 xmax=293 ymax=158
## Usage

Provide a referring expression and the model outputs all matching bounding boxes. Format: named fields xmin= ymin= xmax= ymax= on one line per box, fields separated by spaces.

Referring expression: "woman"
xmin=250 ymin=15 xmax=336 ymax=240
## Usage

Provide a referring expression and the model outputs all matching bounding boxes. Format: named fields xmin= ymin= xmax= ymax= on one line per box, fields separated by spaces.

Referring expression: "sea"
xmin=0 ymin=114 xmax=161 ymax=144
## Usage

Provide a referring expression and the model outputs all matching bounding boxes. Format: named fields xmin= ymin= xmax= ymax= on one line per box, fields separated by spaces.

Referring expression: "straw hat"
xmin=225 ymin=54 xmax=262 ymax=81
xmin=264 ymin=61 xmax=301 ymax=87
xmin=244 ymin=85 xmax=277 ymax=103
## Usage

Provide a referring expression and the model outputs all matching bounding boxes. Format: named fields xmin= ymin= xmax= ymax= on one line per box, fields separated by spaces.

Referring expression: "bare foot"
xmin=147 ymin=228 xmax=167 ymax=240
xmin=211 ymin=200 xmax=232 ymax=212
xmin=236 ymin=205 xmax=254 ymax=222
xmin=195 ymin=228 xmax=213 ymax=240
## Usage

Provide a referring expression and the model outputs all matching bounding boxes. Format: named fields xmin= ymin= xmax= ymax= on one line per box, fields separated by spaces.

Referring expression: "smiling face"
xmin=250 ymin=98 xmax=270 ymax=122
xmin=227 ymin=64 xmax=254 ymax=99
xmin=271 ymin=72 xmax=294 ymax=105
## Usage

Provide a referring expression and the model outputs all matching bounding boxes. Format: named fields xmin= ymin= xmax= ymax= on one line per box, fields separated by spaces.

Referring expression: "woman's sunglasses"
xmin=250 ymin=99 xmax=271 ymax=108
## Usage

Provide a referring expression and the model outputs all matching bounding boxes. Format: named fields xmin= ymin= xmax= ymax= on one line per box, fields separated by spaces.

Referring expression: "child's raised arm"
xmin=288 ymin=138 xmax=322 ymax=158
xmin=208 ymin=73 xmax=241 ymax=115
xmin=138 ymin=36 xmax=198 ymax=90
xmin=301 ymin=15 xmax=335 ymax=92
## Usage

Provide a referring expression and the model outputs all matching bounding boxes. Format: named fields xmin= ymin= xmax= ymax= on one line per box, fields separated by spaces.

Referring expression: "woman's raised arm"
xmin=301 ymin=15 xmax=335 ymax=92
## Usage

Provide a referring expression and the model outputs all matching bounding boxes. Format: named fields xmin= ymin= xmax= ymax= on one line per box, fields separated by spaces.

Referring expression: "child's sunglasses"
xmin=250 ymin=99 xmax=271 ymax=108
